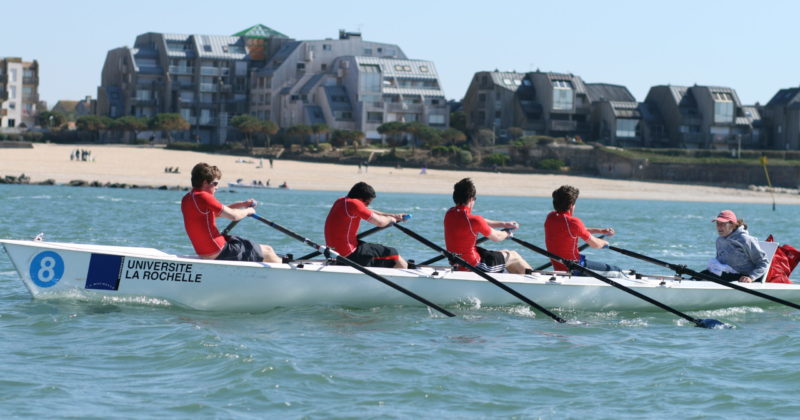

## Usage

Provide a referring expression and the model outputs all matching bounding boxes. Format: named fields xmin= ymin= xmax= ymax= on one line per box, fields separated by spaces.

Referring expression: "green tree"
xmin=450 ymin=111 xmax=467 ymax=133
xmin=508 ymin=127 xmax=524 ymax=141
xmin=115 ymin=116 xmax=149 ymax=143
xmin=440 ymin=127 xmax=467 ymax=146
xmin=149 ymin=113 xmax=190 ymax=143
xmin=311 ymin=123 xmax=330 ymax=144
xmin=330 ymin=129 xmax=365 ymax=148
xmin=284 ymin=124 xmax=312 ymax=145
xmin=259 ymin=120 xmax=279 ymax=148
xmin=36 ymin=111 xmax=66 ymax=129
xmin=76 ymin=115 xmax=113 ymax=141
xmin=474 ymin=129 xmax=496 ymax=147
xmin=377 ymin=121 xmax=407 ymax=148
xmin=230 ymin=114 xmax=262 ymax=149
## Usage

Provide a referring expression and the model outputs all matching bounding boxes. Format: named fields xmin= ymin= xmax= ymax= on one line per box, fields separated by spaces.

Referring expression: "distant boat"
xmin=227 ymin=182 xmax=286 ymax=190
xmin=2 ymin=239 xmax=799 ymax=313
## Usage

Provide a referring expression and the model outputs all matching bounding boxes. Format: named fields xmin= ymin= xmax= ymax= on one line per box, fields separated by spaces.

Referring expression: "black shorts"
xmin=216 ymin=235 xmax=264 ymax=262
xmin=346 ymin=241 xmax=400 ymax=268
xmin=476 ymin=246 xmax=506 ymax=273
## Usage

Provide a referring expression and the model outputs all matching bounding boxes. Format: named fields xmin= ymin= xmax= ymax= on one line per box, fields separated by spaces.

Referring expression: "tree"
xmin=311 ymin=123 xmax=330 ymax=144
xmin=508 ymin=127 xmax=524 ymax=141
xmin=377 ymin=121 xmax=407 ymax=147
xmin=230 ymin=114 xmax=261 ymax=149
xmin=450 ymin=111 xmax=467 ymax=133
xmin=36 ymin=111 xmax=66 ymax=130
xmin=440 ymin=128 xmax=467 ymax=146
xmin=284 ymin=124 xmax=312 ymax=145
xmin=115 ymin=116 xmax=149 ymax=143
xmin=259 ymin=120 xmax=279 ymax=148
xmin=474 ymin=129 xmax=496 ymax=147
xmin=149 ymin=113 xmax=190 ymax=143
xmin=76 ymin=115 xmax=113 ymax=141
xmin=330 ymin=129 xmax=365 ymax=148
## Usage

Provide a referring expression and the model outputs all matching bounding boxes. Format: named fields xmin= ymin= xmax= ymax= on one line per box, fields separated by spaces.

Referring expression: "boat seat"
xmin=759 ymin=241 xmax=780 ymax=282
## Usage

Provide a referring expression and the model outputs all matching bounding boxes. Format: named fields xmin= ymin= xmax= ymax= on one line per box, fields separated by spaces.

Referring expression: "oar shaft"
xmin=392 ymin=223 xmax=567 ymax=323
xmin=249 ymin=214 xmax=455 ymax=317
xmin=418 ymin=235 xmax=491 ymax=266
xmin=609 ymin=245 xmax=800 ymax=311
xmin=512 ymin=237 xmax=712 ymax=327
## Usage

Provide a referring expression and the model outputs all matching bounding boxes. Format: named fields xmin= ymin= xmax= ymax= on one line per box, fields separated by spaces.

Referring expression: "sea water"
xmin=2 ymin=184 xmax=800 ymax=419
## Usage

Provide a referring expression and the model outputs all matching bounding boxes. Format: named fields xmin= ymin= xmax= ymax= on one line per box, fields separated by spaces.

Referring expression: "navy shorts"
xmin=346 ymin=241 xmax=400 ymax=268
xmin=476 ymin=246 xmax=506 ymax=273
xmin=216 ymin=235 xmax=264 ymax=262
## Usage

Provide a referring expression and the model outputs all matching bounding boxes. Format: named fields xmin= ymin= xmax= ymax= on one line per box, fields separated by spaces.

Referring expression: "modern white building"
xmin=1 ymin=57 xmax=39 ymax=130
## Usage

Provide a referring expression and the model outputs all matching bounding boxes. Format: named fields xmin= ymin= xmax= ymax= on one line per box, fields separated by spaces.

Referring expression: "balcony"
xmin=169 ymin=66 xmax=194 ymax=75
xmin=199 ymin=83 xmax=218 ymax=93
xmin=199 ymin=66 xmax=220 ymax=76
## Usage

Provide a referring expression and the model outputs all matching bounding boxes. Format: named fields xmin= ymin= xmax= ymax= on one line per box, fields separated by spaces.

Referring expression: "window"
xmin=9 ymin=102 xmax=16 ymax=109
xmin=419 ymin=66 xmax=429 ymax=73
xmin=321 ymin=64 xmax=327 ymax=71
xmin=297 ymin=63 xmax=305 ymax=70
xmin=179 ymin=91 xmax=194 ymax=102
xmin=616 ymin=119 xmax=638 ymax=138
xmin=203 ymin=45 xmax=212 ymax=52
xmin=10 ymin=68 xmax=17 ymax=82
xmin=363 ymin=48 xmax=372 ymax=56
xmin=552 ymin=80 xmax=573 ymax=111
xmin=23 ymin=69 xmax=34 ymax=78
xmin=428 ymin=114 xmax=446 ymax=125
xmin=323 ymin=44 xmax=331 ymax=51
xmin=478 ymin=93 xmax=486 ymax=103
xmin=136 ymin=89 xmax=151 ymax=100
xmin=713 ymin=92 xmax=734 ymax=123
xmin=367 ymin=112 xmax=383 ymax=123
xmin=404 ymin=113 xmax=418 ymax=122
xmin=9 ymin=86 xmax=16 ymax=99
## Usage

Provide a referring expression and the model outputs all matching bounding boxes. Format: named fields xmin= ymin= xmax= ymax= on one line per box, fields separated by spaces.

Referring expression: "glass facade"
xmin=552 ymin=80 xmax=573 ymax=111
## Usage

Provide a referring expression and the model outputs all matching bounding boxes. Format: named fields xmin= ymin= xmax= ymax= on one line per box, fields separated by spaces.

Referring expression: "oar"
xmin=510 ymin=236 xmax=730 ymax=329
xmin=609 ymin=245 xmax=800 ymax=311
xmin=391 ymin=222 xmax=567 ymax=323
xmin=533 ymin=235 xmax=606 ymax=271
xmin=296 ymin=215 xmax=411 ymax=261
xmin=248 ymin=213 xmax=455 ymax=317
xmin=221 ymin=200 xmax=258 ymax=236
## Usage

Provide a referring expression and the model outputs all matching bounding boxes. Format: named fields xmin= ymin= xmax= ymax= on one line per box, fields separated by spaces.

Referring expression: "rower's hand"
xmin=393 ymin=213 xmax=408 ymax=222
xmin=505 ymin=221 xmax=520 ymax=230
xmin=739 ymin=276 xmax=753 ymax=283
xmin=601 ymin=227 xmax=615 ymax=237
xmin=245 ymin=199 xmax=258 ymax=208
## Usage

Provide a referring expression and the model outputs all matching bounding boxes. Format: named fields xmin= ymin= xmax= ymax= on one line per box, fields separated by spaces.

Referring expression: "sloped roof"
xmin=233 ymin=24 xmax=289 ymax=39
xmin=586 ymin=83 xmax=636 ymax=102
xmin=490 ymin=72 xmax=524 ymax=92
xmin=766 ymin=88 xmax=800 ymax=107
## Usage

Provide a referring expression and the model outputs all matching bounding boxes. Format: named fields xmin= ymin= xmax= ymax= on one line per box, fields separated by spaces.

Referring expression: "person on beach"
xmin=181 ymin=162 xmax=282 ymax=263
xmin=700 ymin=210 xmax=768 ymax=283
xmin=324 ymin=182 xmax=409 ymax=268
xmin=444 ymin=178 xmax=532 ymax=274
xmin=544 ymin=185 xmax=619 ymax=274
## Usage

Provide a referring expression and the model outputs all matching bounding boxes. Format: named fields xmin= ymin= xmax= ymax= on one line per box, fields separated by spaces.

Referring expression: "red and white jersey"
xmin=324 ymin=197 xmax=373 ymax=257
xmin=181 ymin=189 xmax=226 ymax=257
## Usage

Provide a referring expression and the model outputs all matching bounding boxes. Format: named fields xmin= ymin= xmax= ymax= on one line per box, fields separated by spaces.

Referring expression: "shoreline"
xmin=2 ymin=143 xmax=800 ymax=204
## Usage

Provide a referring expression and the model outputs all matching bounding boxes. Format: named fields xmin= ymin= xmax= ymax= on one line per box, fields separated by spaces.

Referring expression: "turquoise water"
xmin=2 ymin=184 xmax=800 ymax=419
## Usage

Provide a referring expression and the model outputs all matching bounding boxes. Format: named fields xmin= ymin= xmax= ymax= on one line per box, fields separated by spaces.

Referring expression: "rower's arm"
xmin=219 ymin=205 xmax=255 ymax=221
xmin=584 ymin=234 xmax=609 ymax=249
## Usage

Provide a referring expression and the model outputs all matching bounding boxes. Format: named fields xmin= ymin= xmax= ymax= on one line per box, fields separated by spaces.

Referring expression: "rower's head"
xmin=191 ymin=162 xmax=222 ymax=190
xmin=453 ymin=178 xmax=476 ymax=206
xmin=348 ymin=182 xmax=377 ymax=206
xmin=552 ymin=185 xmax=579 ymax=212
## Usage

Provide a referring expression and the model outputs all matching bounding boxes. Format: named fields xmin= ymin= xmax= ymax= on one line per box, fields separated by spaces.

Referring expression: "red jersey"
xmin=444 ymin=205 xmax=492 ymax=266
xmin=324 ymin=197 xmax=373 ymax=256
xmin=181 ymin=189 xmax=226 ymax=257
xmin=544 ymin=210 xmax=591 ymax=271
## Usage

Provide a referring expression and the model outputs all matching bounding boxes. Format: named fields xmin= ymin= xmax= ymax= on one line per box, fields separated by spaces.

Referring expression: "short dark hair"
xmin=191 ymin=162 xmax=221 ymax=188
xmin=452 ymin=178 xmax=476 ymax=205
xmin=552 ymin=185 xmax=579 ymax=212
xmin=347 ymin=182 xmax=376 ymax=201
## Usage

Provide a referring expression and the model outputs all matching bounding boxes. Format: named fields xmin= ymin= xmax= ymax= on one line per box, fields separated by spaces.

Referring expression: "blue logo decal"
xmin=86 ymin=254 xmax=123 ymax=291
xmin=29 ymin=251 xmax=65 ymax=288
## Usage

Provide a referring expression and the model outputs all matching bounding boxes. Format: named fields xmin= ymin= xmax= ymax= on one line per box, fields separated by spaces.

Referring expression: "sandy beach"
xmin=2 ymin=143 xmax=798 ymax=204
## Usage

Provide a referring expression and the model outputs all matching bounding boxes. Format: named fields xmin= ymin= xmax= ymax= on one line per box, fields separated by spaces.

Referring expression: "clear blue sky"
xmin=4 ymin=0 xmax=798 ymax=108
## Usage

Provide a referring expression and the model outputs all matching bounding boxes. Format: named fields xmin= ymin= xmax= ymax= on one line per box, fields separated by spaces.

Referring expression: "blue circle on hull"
xmin=29 ymin=251 xmax=65 ymax=288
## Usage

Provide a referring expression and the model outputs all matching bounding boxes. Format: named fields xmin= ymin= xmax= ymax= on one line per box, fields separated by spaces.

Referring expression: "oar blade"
xmin=696 ymin=318 xmax=733 ymax=329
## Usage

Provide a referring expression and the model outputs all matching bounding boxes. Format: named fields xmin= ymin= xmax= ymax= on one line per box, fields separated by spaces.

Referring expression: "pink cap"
xmin=713 ymin=210 xmax=737 ymax=223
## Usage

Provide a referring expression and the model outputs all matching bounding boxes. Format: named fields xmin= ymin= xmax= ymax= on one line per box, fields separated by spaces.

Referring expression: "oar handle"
xmin=221 ymin=200 xmax=259 ymax=236
xmin=510 ymin=236 xmax=727 ymax=329
xmin=392 ymin=223 xmax=567 ymax=323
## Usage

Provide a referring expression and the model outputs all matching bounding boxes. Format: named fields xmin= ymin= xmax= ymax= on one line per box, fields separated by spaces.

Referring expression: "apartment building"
xmin=585 ymin=83 xmax=642 ymax=147
xmin=97 ymin=25 xmax=292 ymax=143
xmin=763 ymin=87 xmax=800 ymax=150
xmin=462 ymin=71 xmax=524 ymax=138
xmin=0 ymin=57 xmax=39 ymax=129
xmin=644 ymin=85 xmax=762 ymax=149
xmin=249 ymin=30 xmax=448 ymax=140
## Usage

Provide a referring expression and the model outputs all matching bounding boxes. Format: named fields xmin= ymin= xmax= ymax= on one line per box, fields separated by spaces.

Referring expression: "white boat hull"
xmin=3 ymin=239 xmax=800 ymax=313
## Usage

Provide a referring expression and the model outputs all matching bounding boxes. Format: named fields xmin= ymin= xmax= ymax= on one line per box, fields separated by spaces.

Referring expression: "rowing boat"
xmin=227 ymin=182 xmax=288 ymax=190
xmin=3 ymin=239 xmax=799 ymax=313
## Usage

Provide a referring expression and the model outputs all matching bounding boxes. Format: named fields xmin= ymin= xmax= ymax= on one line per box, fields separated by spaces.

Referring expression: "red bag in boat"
xmin=765 ymin=235 xmax=800 ymax=284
